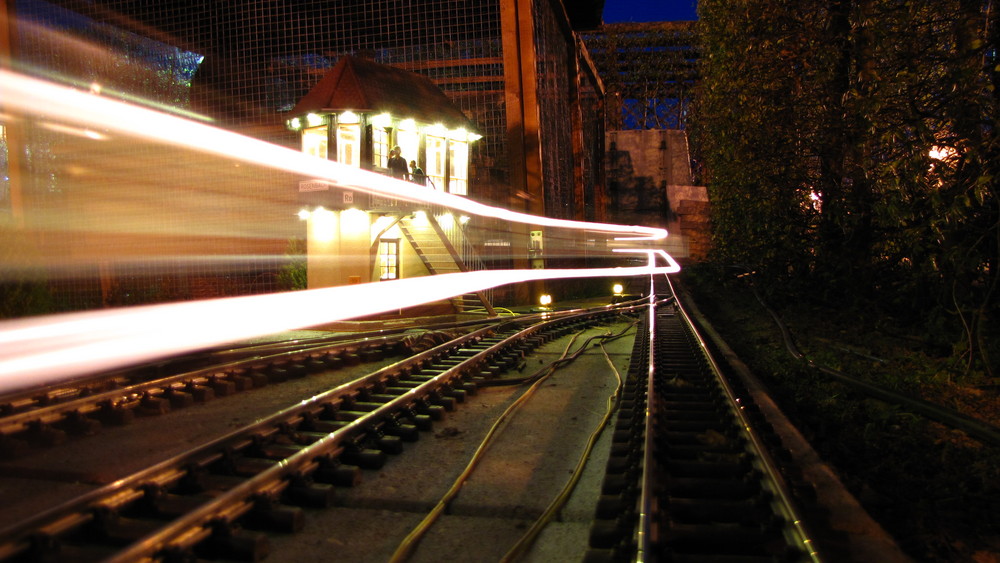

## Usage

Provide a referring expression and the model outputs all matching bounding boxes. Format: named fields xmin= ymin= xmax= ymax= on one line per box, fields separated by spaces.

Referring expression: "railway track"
xmin=0 ymin=318 xmax=514 ymax=458
xmin=0 ymin=281 xmax=891 ymax=562
xmin=0 ymin=305 xmax=640 ymax=561
xmin=586 ymin=278 xmax=819 ymax=561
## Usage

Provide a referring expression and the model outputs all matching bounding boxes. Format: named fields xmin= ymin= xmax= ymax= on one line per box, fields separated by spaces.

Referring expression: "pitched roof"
xmin=290 ymin=55 xmax=476 ymax=132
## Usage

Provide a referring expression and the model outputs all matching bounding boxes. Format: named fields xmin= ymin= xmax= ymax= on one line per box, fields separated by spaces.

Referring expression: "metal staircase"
xmin=394 ymin=212 xmax=496 ymax=316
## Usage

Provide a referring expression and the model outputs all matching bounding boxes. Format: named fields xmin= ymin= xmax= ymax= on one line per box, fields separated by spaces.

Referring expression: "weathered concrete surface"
xmin=268 ymin=321 xmax=638 ymax=562
xmin=606 ymin=129 xmax=711 ymax=260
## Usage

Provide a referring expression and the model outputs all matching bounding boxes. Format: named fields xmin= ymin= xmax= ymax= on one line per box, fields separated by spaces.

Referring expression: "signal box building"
xmin=287 ymin=56 xmax=494 ymax=315
xmin=2 ymin=0 xmax=608 ymax=312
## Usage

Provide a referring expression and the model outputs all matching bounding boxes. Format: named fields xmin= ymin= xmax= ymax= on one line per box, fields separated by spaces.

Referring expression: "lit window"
xmin=448 ymin=139 xmax=469 ymax=195
xmin=302 ymin=125 xmax=328 ymax=159
xmin=426 ymin=135 xmax=446 ymax=190
xmin=378 ymin=239 xmax=400 ymax=280
xmin=397 ymin=127 xmax=419 ymax=165
xmin=372 ymin=126 xmax=389 ymax=169
xmin=337 ymin=123 xmax=360 ymax=167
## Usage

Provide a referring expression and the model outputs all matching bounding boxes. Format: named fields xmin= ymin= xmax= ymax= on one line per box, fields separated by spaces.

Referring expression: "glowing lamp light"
xmin=372 ymin=113 xmax=392 ymax=128
xmin=341 ymin=208 xmax=369 ymax=232
xmin=437 ymin=213 xmax=454 ymax=228
xmin=339 ymin=111 xmax=360 ymax=124
xmin=539 ymin=294 xmax=553 ymax=306
xmin=398 ymin=118 xmax=416 ymax=131
xmin=412 ymin=210 xmax=429 ymax=227
xmin=929 ymin=146 xmax=956 ymax=161
xmin=288 ymin=117 xmax=301 ymax=130
xmin=459 ymin=215 xmax=470 ymax=225
xmin=311 ymin=207 xmax=336 ymax=243
xmin=427 ymin=123 xmax=448 ymax=137
xmin=612 ymin=283 xmax=624 ymax=295
xmin=468 ymin=132 xmax=482 ymax=142
xmin=297 ymin=209 xmax=311 ymax=220
xmin=306 ymin=113 xmax=324 ymax=127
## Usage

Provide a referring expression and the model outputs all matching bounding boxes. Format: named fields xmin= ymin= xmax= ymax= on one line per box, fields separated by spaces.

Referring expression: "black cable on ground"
xmin=388 ymin=319 xmax=639 ymax=563
xmin=478 ymin=320 xmax=639 ymax=387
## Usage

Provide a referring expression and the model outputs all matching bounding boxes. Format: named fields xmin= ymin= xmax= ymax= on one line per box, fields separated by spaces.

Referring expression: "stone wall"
xmin=605 ymin=129 xmax=711 ymax=260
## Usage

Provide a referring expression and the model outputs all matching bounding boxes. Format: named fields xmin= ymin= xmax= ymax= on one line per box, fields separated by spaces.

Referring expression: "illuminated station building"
xmin=285 ymin=56 xmax=494 ymax=315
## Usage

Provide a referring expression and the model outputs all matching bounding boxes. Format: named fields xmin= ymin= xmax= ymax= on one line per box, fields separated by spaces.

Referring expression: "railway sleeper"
xmin=96 ymin=402 xmax=135 ymax=426
xmin=313 ymin=455 xmax=363 ymax=487
xmin=242 ymin=496 xmax=305 ymax=533
xmin=194 ymin=525 xmax=270 ymax=562
xmin=659 ymin=409 xmax=729 ymax=424
xmin=58 ymin=410 xmax=103 ymax=436
xmin=183 ymin=383 xmax=215 ymax=402
xmin=657 ymin=521 xmax=789 ymax=557
xmin=666 ymin=476 xmax=763 ymax=500
xmin=83 ymin=506 xmax=167 ymax=544
xmin=666 ymin=497 xmax=773 ymax=525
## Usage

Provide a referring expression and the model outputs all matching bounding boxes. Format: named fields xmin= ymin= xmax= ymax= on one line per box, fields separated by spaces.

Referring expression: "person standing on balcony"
xmin=409 ymin=160 xmax=427 ymax=186
xmin=387 ymin=146 xmax=408 ymax=180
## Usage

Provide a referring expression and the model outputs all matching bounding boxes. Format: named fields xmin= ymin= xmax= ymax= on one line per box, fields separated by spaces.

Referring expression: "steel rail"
xmin=595 ymin=274 xmax=822 ymax=561
xmin=667 ymin=274 xmax=822 ymax=562
xmin=0 ymin=334 xmax=406 ymax=442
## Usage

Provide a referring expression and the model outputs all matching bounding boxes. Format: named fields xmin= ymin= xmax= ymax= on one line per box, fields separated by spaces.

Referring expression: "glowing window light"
xmin=397 ymin=127 xmax=419 ymax=163
xmin=339 ymin=111 xmax=360 ymax=124
xmin=426 ymin=135 xmax=446 ymax=190
xmin=539 ymin=294 xmax=553 ymax=306
xmin=448 ymin=139 xmax=469 ymax=196
xmin=302 ymin=125 xmax=328 ymax=159
xmin=372 ymin=125 xmax=390 ymax=168
xmin=371 ymin=113 xmax=392 ymax=128
xmin=337 ymin=124 xmax=360 ymax=167
xmin=306 ymin=113 xmax=325 ymax=127
xmin=398 ymin=118 xmax=416 ymax=131
xmin=450 ymin=128 xmax=468 ymax=142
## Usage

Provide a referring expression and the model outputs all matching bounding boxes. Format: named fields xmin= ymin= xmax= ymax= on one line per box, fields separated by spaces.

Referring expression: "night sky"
xmin=603 ymin=0 xmax=698 ymax=23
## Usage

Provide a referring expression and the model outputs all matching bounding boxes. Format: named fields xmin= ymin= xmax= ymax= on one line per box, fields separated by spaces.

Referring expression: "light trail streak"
xmin=0 ymin=68 xmax=680 ymax=392
xmin=0 ymin=70 xmax=667 ymax=241
xmin=0 ymin=262 xmax=678 ymax=393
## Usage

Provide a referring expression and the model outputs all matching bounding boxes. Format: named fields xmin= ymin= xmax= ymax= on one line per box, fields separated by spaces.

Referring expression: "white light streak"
xmin=0 ymin=70 xmax=667 ymax=241
xmin=0 ymin=263 xmax=675 ymax=392
xmin=0 ymin=69 xmax=683 ymax=392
